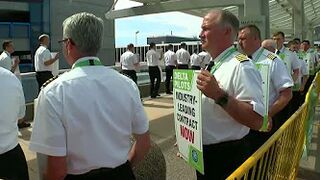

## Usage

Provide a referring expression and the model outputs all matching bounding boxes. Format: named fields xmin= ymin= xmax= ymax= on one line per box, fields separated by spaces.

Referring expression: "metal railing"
xmin=227 ymin=72 xmax=320 ymax=180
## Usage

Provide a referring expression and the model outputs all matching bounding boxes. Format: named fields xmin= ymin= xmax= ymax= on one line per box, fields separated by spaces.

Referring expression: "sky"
xmin=114 ymin=0 xmax=203 ymax=47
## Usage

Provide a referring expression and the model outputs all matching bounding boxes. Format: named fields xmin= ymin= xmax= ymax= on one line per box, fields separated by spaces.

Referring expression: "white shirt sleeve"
xmin=233 ymin=62 xmax=265 ymax=116
xmin=42 ymin=49 xmax=52 ymax=64
xmin=271 ymin=58 xmax=293 ymax=92
xmin=131 ymin=84 xmax=149 ymax=134
xmin=18 ymin=82 xmax=26 ymax=119
xmin=29 ymin=89 xmax=66 ymax=156
xmin=290 ymin=53 xmax=300 ymax=70
xmin=301 ymin=60 xmax=308 ymax=75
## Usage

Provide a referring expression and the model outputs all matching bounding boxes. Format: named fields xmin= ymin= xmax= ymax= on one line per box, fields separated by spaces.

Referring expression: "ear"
xmin=224 ymin=26 xmax=232 ymax=36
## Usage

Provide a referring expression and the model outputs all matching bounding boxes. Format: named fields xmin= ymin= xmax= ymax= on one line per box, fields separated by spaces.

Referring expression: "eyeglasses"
xmin=58 ymin=38 xmax=75 ymax=45
xmin=58 ymin=39 xmax=68 ymax=44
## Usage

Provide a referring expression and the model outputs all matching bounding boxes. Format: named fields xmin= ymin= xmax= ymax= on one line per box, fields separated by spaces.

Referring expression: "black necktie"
xmin=205 ymin=61 xmax=215 ymax=72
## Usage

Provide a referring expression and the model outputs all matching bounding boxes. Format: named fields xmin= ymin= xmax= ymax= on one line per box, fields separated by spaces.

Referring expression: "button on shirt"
xmin=146 ymin=49 xmax=160 ymax=66
xmin=164 ymin=50 xmax=177 ymax=66
xmin=176 ymin=48 xmax=190 ymax=65
xmin=120 ymin=51 xmax=139 ymax=70
xmin=276 ymin=46 xmax=300 ymax=76
xmin=252 ymin=47 xmax=293 ymax=106
xmin=190 ymin=53 xmax=202 ymax=67
xmin=0 ymin=67 xmax=25 ymax=154
xmin=34 ymin=45 xmax=53 ymax=72
xmin=29 ymin=57 xmax=149 ymax=174
xmin=0 ymin=51 xmax=12 ymax=71
xmin=202 ymin=46 xmax=264 ymax=145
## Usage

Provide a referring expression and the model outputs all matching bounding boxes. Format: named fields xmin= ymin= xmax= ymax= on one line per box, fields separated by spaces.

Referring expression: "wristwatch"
xmin=215 ymin=91 xmax=229 ymax=107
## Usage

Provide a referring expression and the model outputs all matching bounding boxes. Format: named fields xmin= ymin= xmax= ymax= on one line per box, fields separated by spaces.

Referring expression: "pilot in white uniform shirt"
xmin=0 ymin=51 xmax=12 ymax=71
xmin=29 ymin=57 xmax=149 ymax=175
xmin=251 ymin=47 xmax=293 ymax=107
xmin=276 ymin=46 xmax=300 ymax=79
xmin=176 ymin=47 xmax=190 ymax=69
xmin=202 ymin=46 xmax=265 ymax=145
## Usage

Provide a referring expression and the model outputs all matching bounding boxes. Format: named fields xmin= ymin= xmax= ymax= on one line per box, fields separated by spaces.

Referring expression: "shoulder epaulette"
xmin=235 ymin=54 xmax=249 ymax=63
xmin=41 ymin=75 xmax=59 ymax=89
xmin=266 ymin=53 xmax=276 ymax=60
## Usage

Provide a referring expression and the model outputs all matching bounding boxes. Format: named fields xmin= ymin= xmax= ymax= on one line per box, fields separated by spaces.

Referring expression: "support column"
xmin=292 ymin=0 xmax=304 ymax=39
xmin=238 ymin=5 xmax=244 ymax=20
xmin=306 ymin=27 xmax=314 ymax=44
xmin=242 ymin=0 xmax=270 ymax=39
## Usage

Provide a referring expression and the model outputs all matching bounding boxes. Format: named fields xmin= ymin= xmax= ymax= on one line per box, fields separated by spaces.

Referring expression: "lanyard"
xmin=277 ymin=49 xmax=286 ymax=60
xmin=72 ymin=59 xmax=103 ymax=69
xmin=251 ymin=48 xmax=264 ymax=64
xmin=210 ymin=48 xmax=237 ymax=74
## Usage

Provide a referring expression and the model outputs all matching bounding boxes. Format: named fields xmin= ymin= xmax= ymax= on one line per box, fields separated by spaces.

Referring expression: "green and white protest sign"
xmin=255 ymin=63 xmax=270 ymax=131
xmin=173 ymin=69 xmax=204 ymax=174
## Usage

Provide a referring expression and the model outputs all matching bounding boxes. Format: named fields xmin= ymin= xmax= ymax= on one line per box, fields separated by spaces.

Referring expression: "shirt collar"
xmin=40 ymin=44 xmax=48 ymax=48
xmin=71 ymin=56 xmax=100 ymax=69
xmin=4 ymin=50 xmax=10 ymax=56
xmin=278 ymin=46 xmax=285 ymax=53
xmin=251 ymin=47 xmax=263 ymax=59
xmin=213 ymin=46 xmax=234 ymax=62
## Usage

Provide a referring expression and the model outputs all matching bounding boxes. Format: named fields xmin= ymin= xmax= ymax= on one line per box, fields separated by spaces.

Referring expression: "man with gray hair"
xmin=196 ymin=10 xmax=265 ymax=179
xmin=262 ymin=39 xmax=277 ymax=53
xmin=30 ymin=12 xmax=150 ymax=179
xmin=34 ymin=34 xmax=59 ymax=92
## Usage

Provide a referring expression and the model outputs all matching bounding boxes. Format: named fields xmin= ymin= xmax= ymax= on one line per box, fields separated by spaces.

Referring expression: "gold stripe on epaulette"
xmin=235 ymin=54 xmax=249 ymax=62
xmin=267 ymin=53 xmax=276 ymax=60
xmin=41 ymin=75 xmax=59 ymax=89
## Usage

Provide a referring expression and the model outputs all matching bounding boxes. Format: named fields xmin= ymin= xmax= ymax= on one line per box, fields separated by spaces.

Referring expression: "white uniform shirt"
xmin=301 ymin=49 xmax=317 ymax=75
xmin=294 ymin=51 xmax=308 ymax=91
xmin=0 ymin=51 xmax=12 ymax=71
xmin=164 ymin=50 xmax=177 ymax=66
xmin=190 ymin=53 xmax=202 ymax=67
xmin=29 ymin=57 xmax=149 ymax=174
xmin=34 ymin=45 xmax=52 ymax=72
xmin=120 ymin=50 xmax=139 ymax=70
xmin=0 ymin=67 xmax=25 ymax=154
xmin=146 ymin=49 xmax=160 ymax=66
xmin=199 ymin=51 xmax=211 ymax=68
xmin=176 ymin=48 xmax=190 ymax=65
xmin=276 ymin=46 xmax=300 ymax=76
xmin=202 ymin=46 xmax=264 ymax=145
xmin=252 ymin=47 xmax=293 ymax=106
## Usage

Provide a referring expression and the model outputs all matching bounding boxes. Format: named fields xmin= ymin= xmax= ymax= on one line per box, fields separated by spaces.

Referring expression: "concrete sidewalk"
xmin=297 ymin=105 xmax=320 ymax=180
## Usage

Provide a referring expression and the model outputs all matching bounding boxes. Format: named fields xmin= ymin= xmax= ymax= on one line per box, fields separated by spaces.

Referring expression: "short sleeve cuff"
xmin=29 ymin=142 xmax=66 ymax=157
xmin=250 ymin=100 xmax=265 ymax=116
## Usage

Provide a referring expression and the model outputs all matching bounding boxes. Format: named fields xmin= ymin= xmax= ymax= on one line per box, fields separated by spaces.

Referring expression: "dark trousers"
xmin=177 ymin=64 xmax=189 ymax=69
xmin=121 ymin=70 xmax=137 ymax=84
xmin=65 ymin=161 xmax=135 ymax=180
xmin=290 ymin=91 xmax=303 ymax=114
xmin=148 ymin=66 xmax=161 ymax=97
xmin=191 ymin=65 xmax=201 ymax=70
xmin=244 ymin=104 xmax=291 ymax=157
xmin=196 ymin=138 xmax=249 ymax=180
xmin=36 ymin=71 xmax=53 ymax=92
xmin=304 ymin=75 xmax=315 ymax=93
xmin=0 ymin=144 xmax=29 ymax=180
xmin=165 ymin=65 xmax=175 ymax=92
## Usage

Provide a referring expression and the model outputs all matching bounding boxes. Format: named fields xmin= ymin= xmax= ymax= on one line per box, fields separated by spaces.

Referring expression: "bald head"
xmin=261 ymin=39 xmax=277 ymax=53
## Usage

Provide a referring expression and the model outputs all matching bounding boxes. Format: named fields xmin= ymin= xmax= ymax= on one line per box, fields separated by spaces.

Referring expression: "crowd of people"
xmin=1 ymin=8 xmax=320 ymax=180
